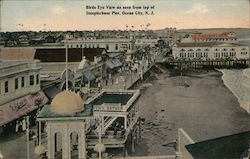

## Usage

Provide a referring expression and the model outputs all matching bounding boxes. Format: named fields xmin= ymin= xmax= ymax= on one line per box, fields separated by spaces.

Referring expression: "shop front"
xmin=0 ymin=91 xmax=49 ymax=135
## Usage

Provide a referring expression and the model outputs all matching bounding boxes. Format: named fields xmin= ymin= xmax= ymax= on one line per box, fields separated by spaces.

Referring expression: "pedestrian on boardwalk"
xmin=32 ymin=134 xmax=38 ymax=146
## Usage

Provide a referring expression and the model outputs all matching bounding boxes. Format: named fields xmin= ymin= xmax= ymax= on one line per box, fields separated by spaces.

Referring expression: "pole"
xmin=66 ymin=40 xmax=69 ymax=91
xmin=39 ymin=121 xmax=41 ymax=145
xmin=99 ymin=131 xmax=101 ymax=159
xmin=26 ymin=116 xmax=30 ymax=159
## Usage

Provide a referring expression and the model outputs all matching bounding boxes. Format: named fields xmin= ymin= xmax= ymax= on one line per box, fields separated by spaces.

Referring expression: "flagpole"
xmin=65 ymin=38 xmax=68 ymax=91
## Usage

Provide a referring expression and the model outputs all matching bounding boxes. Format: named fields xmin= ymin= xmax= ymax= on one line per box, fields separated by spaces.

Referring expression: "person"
xmin=32 ymin=134 xmax=38 ymax=146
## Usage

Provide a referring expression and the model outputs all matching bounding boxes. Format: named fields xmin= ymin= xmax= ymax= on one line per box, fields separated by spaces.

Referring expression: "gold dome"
xmin=51 ymin=91 xmax=84 ymax=115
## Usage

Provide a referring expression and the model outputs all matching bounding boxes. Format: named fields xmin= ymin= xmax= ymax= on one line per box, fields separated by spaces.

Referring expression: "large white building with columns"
xmin=172 ymin=42 xmax=249 ymax=60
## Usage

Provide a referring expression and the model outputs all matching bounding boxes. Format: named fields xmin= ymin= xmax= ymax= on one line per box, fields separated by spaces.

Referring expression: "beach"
xmin=132 ymin=69 xmax=250 ymax=156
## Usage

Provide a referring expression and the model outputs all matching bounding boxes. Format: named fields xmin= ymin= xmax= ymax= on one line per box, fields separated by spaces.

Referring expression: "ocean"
xmin=219 ymin=68 xmax=250 ymax=113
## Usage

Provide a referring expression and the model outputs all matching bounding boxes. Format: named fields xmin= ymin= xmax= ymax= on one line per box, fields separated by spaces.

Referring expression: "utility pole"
xmin=26 ymin=116 xmax=30 ymax=159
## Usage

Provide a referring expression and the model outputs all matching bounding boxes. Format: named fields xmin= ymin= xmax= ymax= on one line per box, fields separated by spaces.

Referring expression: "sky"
xmin=0 ymin=0 xmax=249 ymax=31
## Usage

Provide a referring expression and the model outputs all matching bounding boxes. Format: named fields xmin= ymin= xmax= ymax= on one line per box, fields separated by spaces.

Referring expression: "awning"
xmin=112 ymin=59 xmax=122 ymax=67
xmin=43 ymin=86 xmax=61 ymax=100
xmin=0 ymin=91 xmax=49 ymax=126
xmin=82 ymin=70 xmax=96 ymax=82
xmin=105 ymin=59 xmax=122 ymax=70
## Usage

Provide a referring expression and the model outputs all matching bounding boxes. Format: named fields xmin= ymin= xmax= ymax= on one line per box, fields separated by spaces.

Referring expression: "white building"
xmin=0 ymin=60 xmax=48 ymax=133
xmin=172 ymin=42 xmax=249 ymax=60
xmin=65 ymin=38 xmax=135 ymax=52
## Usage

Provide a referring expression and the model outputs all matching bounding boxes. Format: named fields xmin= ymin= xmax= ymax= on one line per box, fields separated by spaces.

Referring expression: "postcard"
xmin=0 ymin=0 xmax=250 ymax=158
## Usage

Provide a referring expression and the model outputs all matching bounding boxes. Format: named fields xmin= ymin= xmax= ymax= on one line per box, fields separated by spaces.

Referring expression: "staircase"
xmin=95 ymin=116 xmax=118 ymax=134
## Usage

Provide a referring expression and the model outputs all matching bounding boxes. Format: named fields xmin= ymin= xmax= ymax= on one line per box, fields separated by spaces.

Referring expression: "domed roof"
xmin=51 ymin=91 xmax=84 ymax=115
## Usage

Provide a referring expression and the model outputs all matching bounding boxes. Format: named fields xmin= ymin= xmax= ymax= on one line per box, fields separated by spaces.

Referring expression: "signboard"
xmin=0 ymin=91 xmax=49 ymax=126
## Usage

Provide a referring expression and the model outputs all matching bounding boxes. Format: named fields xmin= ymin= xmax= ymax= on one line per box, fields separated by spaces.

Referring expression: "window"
xmin=4 ymin=81 xmax=8 ymax=93
xmin=21 ymin=77 xmax=25 ymax=87
xmin=115 ymin=44 xmax=118 ymax=50
xmin=15 ymin=78 xmax=18 ymax=89
xmin=106 ymin=44 xmax=109 ymax=50
xmin=30 ymin=75 xmax=34 ymax=85
xmin=36 ymin=74 xmax=39 ymax=84
xmin=97 ymin=44 xmax=99 ymax=48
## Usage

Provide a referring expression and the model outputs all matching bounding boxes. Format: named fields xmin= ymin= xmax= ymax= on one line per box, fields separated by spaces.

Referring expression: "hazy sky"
xmin=0 ymin=0 xmax=249 ymax=31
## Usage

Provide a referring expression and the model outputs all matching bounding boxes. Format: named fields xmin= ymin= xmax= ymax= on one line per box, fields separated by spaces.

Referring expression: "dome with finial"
xmin=50 ymin=91 xmax=84 ymax=115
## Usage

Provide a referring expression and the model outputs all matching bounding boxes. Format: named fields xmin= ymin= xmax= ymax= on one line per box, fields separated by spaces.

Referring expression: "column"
xmin=62 ymin=126 xmax=70 ymax=159
xmin=124 ymin=116 xmax=127 ymax=129
xmin=131 ymin=132 xmax=135 ymax=152
xmin=139 ymin=117 xmax=142 ymax=138
xmin=78 ymin=124 xmax=86 ymax=159
xmin=47 ymin=124 xmax=55 ymax=159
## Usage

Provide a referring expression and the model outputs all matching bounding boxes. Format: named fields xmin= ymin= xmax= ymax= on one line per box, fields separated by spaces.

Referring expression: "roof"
xmin=105 ymin=59 xmax=122 ymax=70
xmin=37 ymin=103 xmax=93 ymax=120
xmin=37 ymin=93 xmax=127 ymax=120
xmin=43 ymin=85 xmax=61 ymax=101
xmin=175 ymin=42 xmax=245 ymax=48
xmin=50 ymin=91 xmax=84 ymax=115
xmin=0 ymin=47 xmax=36 ymax=60
xmin=82 ymin=70 xmax=96 ymax=82
xmin=191 ymin=33 xmax=237 ymax=40
xmin=186 ymin=131 xmax=250 ymax=159
xmin=92 ymin=93 xmax=133 ymax=106
xmin=35 ymin=48 xmax=105 ymax=62
xmin=0 ymin=47 xmax=105 ymax=62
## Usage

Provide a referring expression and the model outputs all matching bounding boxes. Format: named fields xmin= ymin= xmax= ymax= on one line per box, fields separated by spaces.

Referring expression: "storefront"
xmin=0 ymin=91 xmax=49 ymax=135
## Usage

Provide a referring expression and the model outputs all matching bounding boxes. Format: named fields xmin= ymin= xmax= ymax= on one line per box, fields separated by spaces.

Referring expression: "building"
xmin=177 ymin=128 xmax=250 ymax=159
xmin=0 ymin=47 xmax=107 ymax=83
xmin=135 ymin=38 xmax=158 ymax=48
xmin=172 ymin=42 xmax=249 ymax=60
xmin=0 ymin=60 xmax=48 ymax=134
xmin=65 ymin=38 xmax=135 ymax=53
xmin=181 ymin=32 xmax=237 ymax=43
xmin=37 ymin=89 xmax=141 ymax=159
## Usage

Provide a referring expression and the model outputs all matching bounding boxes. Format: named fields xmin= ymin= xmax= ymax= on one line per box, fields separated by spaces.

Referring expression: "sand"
xmin=132 ymin=69 xmax=250 ymax=156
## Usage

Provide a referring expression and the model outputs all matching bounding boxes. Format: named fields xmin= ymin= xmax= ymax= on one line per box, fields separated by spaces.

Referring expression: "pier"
xmin=164 ymin=59 xmax=249 ymax=70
